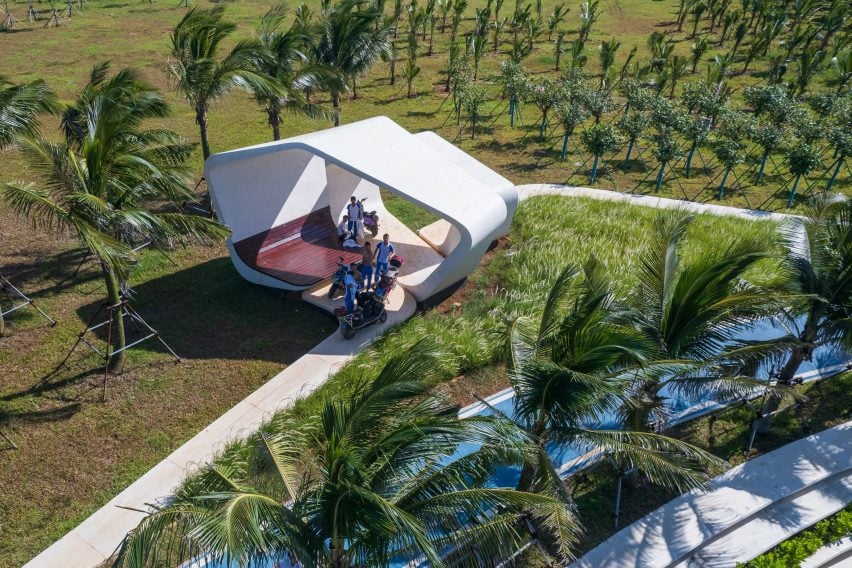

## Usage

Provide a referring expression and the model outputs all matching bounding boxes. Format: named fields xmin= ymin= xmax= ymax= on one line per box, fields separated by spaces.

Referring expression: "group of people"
xmin=340 ymin=196 xmax=396 ymax=314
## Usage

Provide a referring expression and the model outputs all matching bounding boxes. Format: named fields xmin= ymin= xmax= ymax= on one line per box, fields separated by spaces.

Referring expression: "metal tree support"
xmin=0 ymin=274 xmax=57 ymax=333
xmin=53 ymin=297 xmax=180 ymax=402
xmin=0 ymin=429 xmax=17 ymax=450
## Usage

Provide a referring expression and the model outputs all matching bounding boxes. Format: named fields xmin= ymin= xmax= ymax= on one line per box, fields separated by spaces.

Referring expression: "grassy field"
xmin=1 ymin=0 xmax=849 ymax=563
xmin=1 ymin=0 xmax=848 ymax=206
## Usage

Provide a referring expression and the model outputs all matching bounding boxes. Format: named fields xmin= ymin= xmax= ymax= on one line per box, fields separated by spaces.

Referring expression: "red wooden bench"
xmin=232 ymin=207 xmax=362 ymax=287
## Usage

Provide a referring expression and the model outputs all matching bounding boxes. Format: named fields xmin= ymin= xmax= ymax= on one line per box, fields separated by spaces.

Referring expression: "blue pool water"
xmin=192 ymin=317 xmax=850 ymax=568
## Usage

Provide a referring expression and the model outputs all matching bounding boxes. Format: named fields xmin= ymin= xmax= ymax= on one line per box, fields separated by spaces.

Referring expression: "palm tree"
xmin=3 ymin=63 xmax=227 ymax=371
xmin=112 ymin=345 xmax=581 ymax=567
xmin=508 ymin=261 xmax=723 ymax=518
xmin=0 ymin=76 xmax=56 ymax=148
xmin=0 ymin=76 xmax=56 ymax=336
xmin=597 ymin=38 xmax=620 ymax=89
xmin=169 ymin=7 xmax=278 ymax=163
xmin=772 ymin=195 xmax=852 ymax=384
xmin=314 ymin=0 xmax=390 ymax=126
xmin=622 ymin=212 xmax=785 ymax=430
xmin=255 ymin=4 xmax=340 ymax=141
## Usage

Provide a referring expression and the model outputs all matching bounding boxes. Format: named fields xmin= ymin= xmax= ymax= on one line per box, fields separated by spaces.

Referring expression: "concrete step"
xmin=677 ymin=469 xmax=852 ymax=567
xmin=571 ymin=422 xmax=852 ymax=568
xmin=802 ymin=536 xmax=852 ymax=568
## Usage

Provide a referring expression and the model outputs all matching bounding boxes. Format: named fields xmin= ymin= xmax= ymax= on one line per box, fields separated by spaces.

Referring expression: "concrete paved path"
xmin=572 ymin=421 xmax=852 ymax=568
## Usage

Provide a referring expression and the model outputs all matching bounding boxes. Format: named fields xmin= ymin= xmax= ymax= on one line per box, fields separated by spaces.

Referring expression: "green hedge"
xmin=738 ymin=504 xmax=852 ymax=568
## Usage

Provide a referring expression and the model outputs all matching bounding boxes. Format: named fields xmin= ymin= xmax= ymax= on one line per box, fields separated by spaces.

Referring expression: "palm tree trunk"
xmin=103 ymin=265 xmax=126 ymax=373
xmin=351 ymin=77 xmax=358 ymax=100
xmin=0 ymin=309 xmax=5 ymax=337
xmin=778 ymin=347 xmax=807 ymax=384
xmin=517 ymin=422 xmax=547 ymax=492
xmin=196 ymin=104 xmax=211 ymax=161
xmin=331 ymin=542 xmax=345 ymax=568
xmin=332 ymin=92 xmax=341 ymax=127
xmin=268 ymin=104 xmax=282 ymax=141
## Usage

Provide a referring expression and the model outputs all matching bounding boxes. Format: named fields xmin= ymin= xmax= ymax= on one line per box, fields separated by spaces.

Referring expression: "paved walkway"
xmin=24 ymin=185 xmax=803 ymax=567
xmin=572 ymin=421 xmax=852 ymax=568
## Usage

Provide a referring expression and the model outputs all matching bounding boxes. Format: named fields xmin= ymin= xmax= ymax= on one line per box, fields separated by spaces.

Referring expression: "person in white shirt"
xmin=373 ymin=233 xmax=395 ymax=286
xmin=345 ymin=196 xmax=362 ymax=239
xmin=338 ymin=215 xmax=349 ymax=240
xmin=344 ymin=265 xmax=359 ymax=313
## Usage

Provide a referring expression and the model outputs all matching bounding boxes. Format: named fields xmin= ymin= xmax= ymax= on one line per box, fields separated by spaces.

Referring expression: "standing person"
xmin=344 ymin=266 xmax=359 ymax=314
xmin=346 ymin=196 xmax=362 ymax=240
xmin=373 ymin=233 xmax=395 ymax=286
xmin=360 ymin=242 xmax=374 ymax=289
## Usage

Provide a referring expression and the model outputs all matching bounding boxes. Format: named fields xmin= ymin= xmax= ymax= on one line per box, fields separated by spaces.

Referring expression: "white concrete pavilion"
xmin=205 ymin=116 xmax=518 ymax=306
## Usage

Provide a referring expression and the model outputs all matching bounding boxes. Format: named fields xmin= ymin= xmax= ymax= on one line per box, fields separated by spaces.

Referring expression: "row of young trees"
xmin=479 ymin=62 xmax=850 ymax=202
xmin=109 ymin=197 xmax=852 ymax=567
xmin=422 ymin=0 xmax=850 ymax=199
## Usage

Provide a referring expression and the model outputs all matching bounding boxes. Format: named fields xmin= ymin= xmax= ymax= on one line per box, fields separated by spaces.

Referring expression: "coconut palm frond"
xmin=575 ymin=428 xmax=725 ymax=492
xmin=3 ymin=181 xmax=72 ymax=233
xmin=0 ymin=77 xmax=57 ymax=148
xmin=111 ymin=503 xmax=212 ymax=568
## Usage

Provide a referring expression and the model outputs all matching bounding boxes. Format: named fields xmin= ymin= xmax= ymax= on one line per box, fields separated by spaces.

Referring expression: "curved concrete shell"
xmin=205 ymin=116 xmax=518 ymax=302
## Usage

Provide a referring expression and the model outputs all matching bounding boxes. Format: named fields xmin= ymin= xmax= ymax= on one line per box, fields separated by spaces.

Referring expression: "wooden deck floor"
xmin=233 ymin=207 xmax=362 ymax=287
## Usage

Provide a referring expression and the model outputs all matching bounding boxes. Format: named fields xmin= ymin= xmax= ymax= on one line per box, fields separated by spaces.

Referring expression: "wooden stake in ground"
xmin=43 ymin=8 xmax=61 ymax=27
xmin=3 ymin=10 xmax=18 ymax=30
xmin=27 ymin=0 xmax=38 ymax=22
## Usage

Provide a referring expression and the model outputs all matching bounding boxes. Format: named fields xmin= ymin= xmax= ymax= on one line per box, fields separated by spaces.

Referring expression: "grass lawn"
xmin=0 ymin=0 xmax=848 ymax=208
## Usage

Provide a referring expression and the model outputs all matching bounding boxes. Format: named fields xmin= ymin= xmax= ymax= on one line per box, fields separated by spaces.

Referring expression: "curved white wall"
xmin=205 ymin=117 xmax=518 ymax=302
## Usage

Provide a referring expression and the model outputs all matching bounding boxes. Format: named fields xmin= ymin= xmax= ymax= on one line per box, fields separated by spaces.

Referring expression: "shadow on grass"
xmin=405 ymin=109 xmax=439 ymax=119
xmin=0 ymin=366 xmax=104 ymax=404
xmin=0 ymin=402 xmax=82 ymax=427
xmin=2 ymin=246 xmax=100 ymax=298
xmin=617 ymin=159 xmax=650 ymax=173
xmin=74 ymin=257 xmax=338 ymax=365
